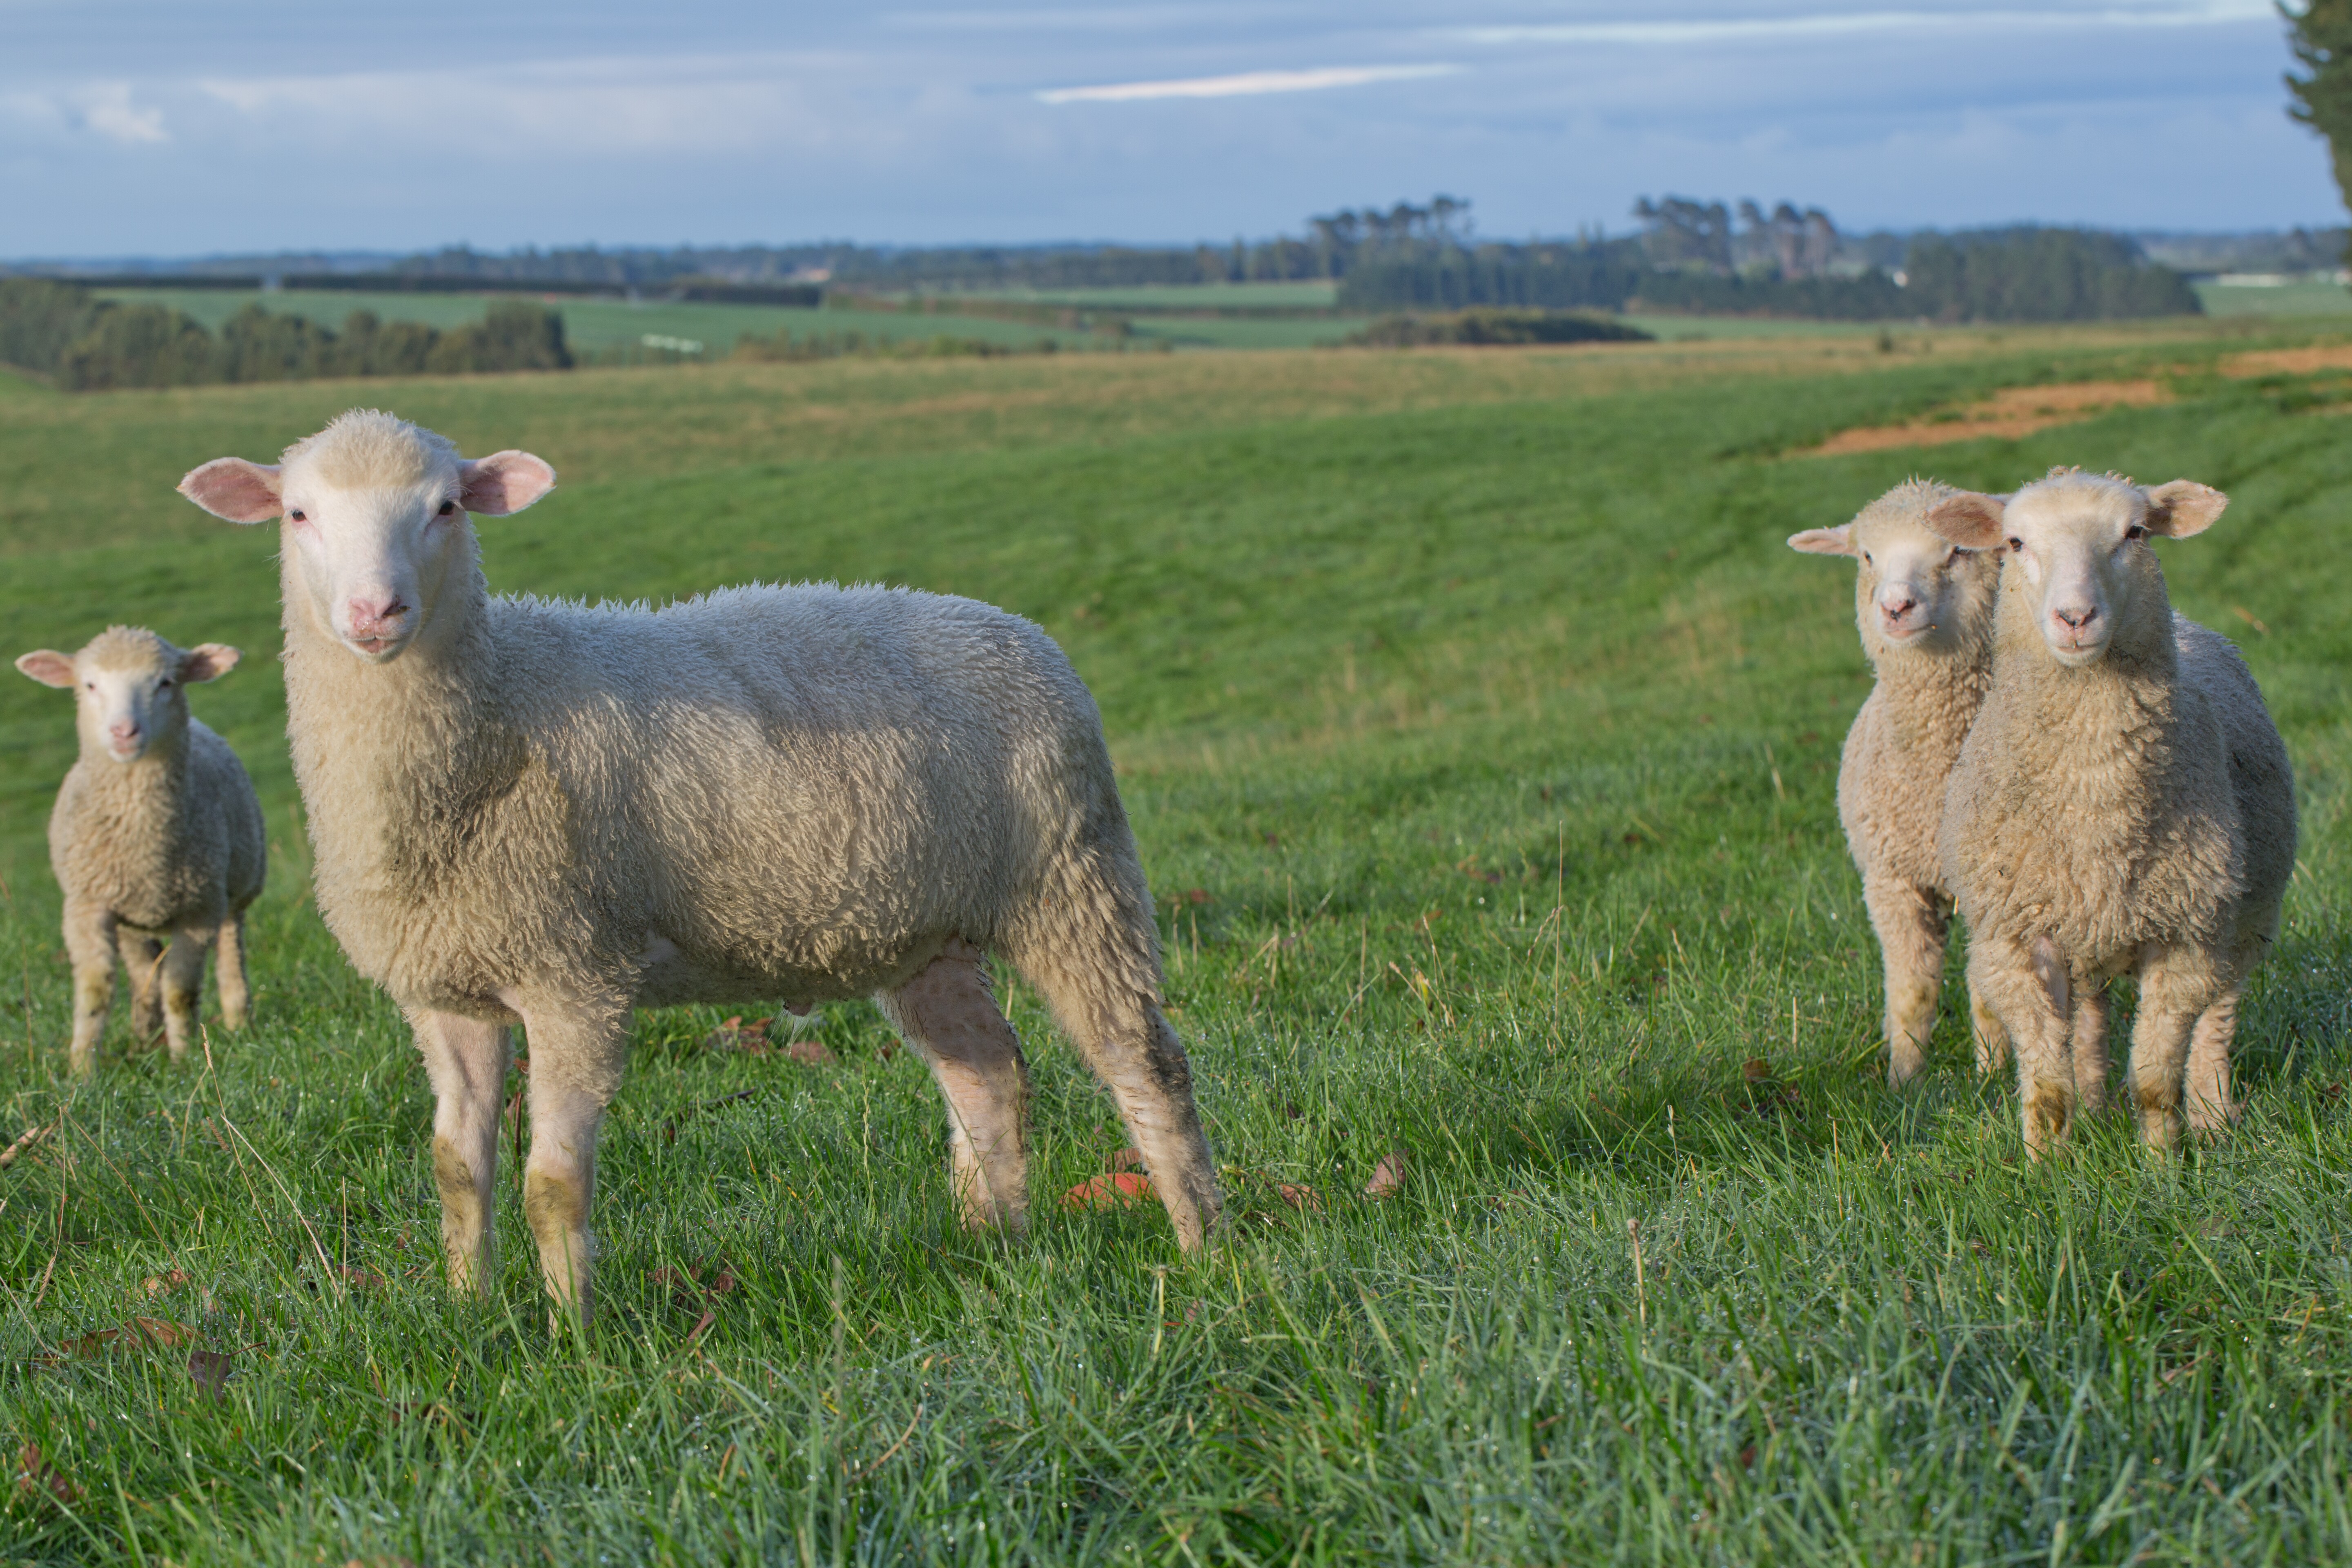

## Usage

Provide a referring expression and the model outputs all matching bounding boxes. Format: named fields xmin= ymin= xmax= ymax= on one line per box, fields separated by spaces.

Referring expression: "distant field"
xmin=2194 ymin=278 xmax=2352 ymax=316
xmin=960 ymin=279 xmax=1342 ymax=310
xmin=4 ymin=314 xmax=2352 ymax=1561
xmin=95 ymin=288 xmax=1114 ymax=356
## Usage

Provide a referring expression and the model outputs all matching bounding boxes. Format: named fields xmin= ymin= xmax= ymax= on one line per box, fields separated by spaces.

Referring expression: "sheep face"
xmin=1789 ymin=479 xmax=1996 ymax=657
xmin=14 ymin=627 xmax=238 ymax=764
xmin=1927 ymin=471 xmax=2225 ymax=670
xmin=178 ymin=409 xmax=555 ymax=664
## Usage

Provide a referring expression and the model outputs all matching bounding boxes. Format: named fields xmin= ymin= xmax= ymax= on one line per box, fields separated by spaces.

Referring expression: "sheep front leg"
xmin=2129 ymin=944 xmax=2224 ymax=1154
xmin=215 ymin=913 xmax=252 ymax=1031
xmin=62 ymin=898 xmax=118 ymax=1077
xmin=412 ymin=1010 xmax=510 ymax=1295
xmin=158 ymin=926 xmax=214 ymax=1063
xmin=1968 ymin=981 xmax=2010 ymax=1075
xmin=1974 ymin=935 xmax=2076 ymax=1157
xmin=1862 ymin=873 xmax=1947 ymax=1087
xmin=513 ymin=1010 xmax=625 ymax=1326
xmin=2184 ymin=984 xmax=2245 ymax=1134
xmin=880 ymin=940 xmax=1032 ymax=1233
xmin=118 ymin=929 xmax=165 ymax=1045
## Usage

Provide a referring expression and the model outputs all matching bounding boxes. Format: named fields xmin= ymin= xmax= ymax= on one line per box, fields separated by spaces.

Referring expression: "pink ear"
xmin=178 ymin=459 xmax=284 ymax=523
xmin=1925 ymin=492 xmax=2006 ymax=550
xmin=458 ymin=450 xmax=557 ymax=516
xmin=1786 ymin=526 xmax=1855 ymax=557
xmin=180 ymin=643 xmax=241 ymax=683
xmin=15 ymin=650 xmax=75 ymax=688
xmin=2144 ymin=480 xmax=2227 ymax=539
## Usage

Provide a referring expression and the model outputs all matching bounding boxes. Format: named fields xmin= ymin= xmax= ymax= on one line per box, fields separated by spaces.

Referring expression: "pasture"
xmin=1 ymin=318 xmax=2350 ymax=1564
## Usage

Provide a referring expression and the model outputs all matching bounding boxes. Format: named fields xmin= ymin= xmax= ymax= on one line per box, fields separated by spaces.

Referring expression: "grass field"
xmin=2192 ymin=279 xmax=2352 ymax=317
xmin=3 ymin=317 xmax=2352 ymax=1563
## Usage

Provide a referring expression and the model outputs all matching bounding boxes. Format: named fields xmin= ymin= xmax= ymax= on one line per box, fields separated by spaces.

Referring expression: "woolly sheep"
xmin=178 ymin=409 xmax=1223 ymax=1320
xmin=1926 ymin=470 xmax=2295 ymax=1154
xmin=14 ymin=627 xmax=265 ymax=1075
xmin=1790 ymin=479 xmax=2009 ymax=1085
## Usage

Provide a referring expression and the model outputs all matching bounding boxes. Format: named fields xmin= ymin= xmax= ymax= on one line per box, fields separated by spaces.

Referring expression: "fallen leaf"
xmin=785 ymin=1040 xmax=835 ymax=1066
xmin=1106 ymin=1147 xmax=1145 ymax=1174
xmin=1062 ymin=1172 xmax=1156 ymax=1210
xmin=141 ymin=1269 xmax=192 ymax=1298
xmin=687 ymin=1309 xmax=717 ymax=1344
xmin=1737 ymin=1443 xmax=1757 ymax=1470
xmin=1364 ymin=1150 xmax=1409 ymax=1200
xmin=0 ymin=1122 xmax=54 ymax=1170
xmin=1275 ymin=1183 xmax=1323 ymax=1212
xmin=130 ymin=1316 xmax=197 ymax=1348
xmin=187 ymin=1350 xmax=233 ymax=1399
xmin=1742 ymin=1058 xmax=1773 ymax=1084
xmin=337 ymin=1266 xmax=387 ymax=1293
xmin=13 ymin=1442 xmax=80 ymax=1507
xmin=1184 ymin=889 xmax=1211 ymax=905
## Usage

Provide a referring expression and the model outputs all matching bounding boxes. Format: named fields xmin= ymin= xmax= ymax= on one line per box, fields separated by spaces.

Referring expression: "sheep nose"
xmin=347 ymin=596 xmax=410 ymax=637
xmin=2054 ymin=605 xmax=2098 ymax=630
xmin=107 ymin=719 xmax=138 ymax=741
xmin=1882 ymin=595 xmax=1918 ymax=619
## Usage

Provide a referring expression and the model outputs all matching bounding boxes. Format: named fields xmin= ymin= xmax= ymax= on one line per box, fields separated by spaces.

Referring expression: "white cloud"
xmin=1036 ymin=64 xmax=1461 ymax=104
xmin=1450 ymin=2 xmax=2280 ymax=48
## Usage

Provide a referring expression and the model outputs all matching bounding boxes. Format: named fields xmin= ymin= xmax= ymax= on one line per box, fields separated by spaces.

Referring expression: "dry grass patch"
xmin=1803 ymin=379 xmax=2172 ymax=456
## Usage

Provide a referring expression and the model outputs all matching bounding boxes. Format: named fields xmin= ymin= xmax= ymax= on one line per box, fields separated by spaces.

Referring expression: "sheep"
xmin=1925 ymin=469 xmax=2295 ymax=1155
xmin=1789 ymin=479 xmax=2009 ymax=1085
xmin=14 ymin=627 xmax=266 ymax=1075
xmin=177 ymin=408 xmax=1222 ymax=1320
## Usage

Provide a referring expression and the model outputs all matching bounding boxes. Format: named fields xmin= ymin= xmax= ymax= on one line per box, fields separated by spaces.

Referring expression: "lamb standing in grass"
xmin=1926 ymin=470 xmax=2295 ymax=1154
xmin=178 ymin=409 xmax=1222 ymax=1320
xmin=15 ymin=628 xmax=265 ymax=1075
xmin=1791 ymin=480 xmax=2011 ymax=1085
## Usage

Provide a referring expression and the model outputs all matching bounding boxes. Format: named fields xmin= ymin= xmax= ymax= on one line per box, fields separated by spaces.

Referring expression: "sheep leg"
xmin=1968 ymin=982 xmax=2011 ymax=1075
xmin=158 ymin=927 xmax=214 ymax=1064
xmin=879 ymin=941 xmax=1031 ymax=1233
xmin=2129 ymin=944 xmax=2224 ymax=1154
xmin=2183 ymin=964 xmax=2249 ymax=1134
xmin=1974 ymin=935 xmax=2076 ymax=1157
xmin=412 ymin=1010 xmax=509 ymax=1295
xmin=118 ymin=929 xmax=165 ymax=1045
xmin=2071 ymin=978 xmax=2111 ymax=1114
xmin=1862 ymin=874 xmax=1946 ymax=1087
xmin=62 ymin=898 xmax=118 ymax=1077
xmin=514 ymin=1014 xmax=624 ymax=1325
xmin=215 ymin=913 xmax=252 ymax=1031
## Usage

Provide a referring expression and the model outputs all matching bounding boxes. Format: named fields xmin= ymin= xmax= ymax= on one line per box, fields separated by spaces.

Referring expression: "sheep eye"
xmin=2125 ymin=523 xmax=2148 ymax=541
xmin=289 ymin=509 xmax=307 ymax=523
xmin=1860 ymin=552 xmax=1873 ymax=566
xmin=2007 ymin=537 xmax=2024 ymax=553
xmin=437 ymin=500 xmax=458 ymax=517
xmin=158 ymin=679 xmax=171 ymax=690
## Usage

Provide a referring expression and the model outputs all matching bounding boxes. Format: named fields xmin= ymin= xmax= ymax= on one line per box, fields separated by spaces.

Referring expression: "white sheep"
xmin=1789 ymin=479 xmax=2008 ymax=1085
xmin=178 ymin=409 xmax=1222 ymax=1319
xmin=1927 ymin=469 xmax=2296 ymax=1154
xmin=14 ymin=627 xmax=266 ymax=1074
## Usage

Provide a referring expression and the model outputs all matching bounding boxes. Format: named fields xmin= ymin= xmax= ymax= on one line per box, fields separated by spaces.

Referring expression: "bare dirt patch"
xmin=2217 ymin=345 xmax=2352 ymax=377
xmin=1803 ymin=380 xmax=2172 ymax=457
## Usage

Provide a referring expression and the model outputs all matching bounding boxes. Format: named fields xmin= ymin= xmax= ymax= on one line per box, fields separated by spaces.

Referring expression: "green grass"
xmin=957 ymin=281 xmax=1343 ymax=311
xmin=2193 ymin=280 xmax=2352 ymax=317
xmin=4 ymin=321 xmax=2352 ymax=1562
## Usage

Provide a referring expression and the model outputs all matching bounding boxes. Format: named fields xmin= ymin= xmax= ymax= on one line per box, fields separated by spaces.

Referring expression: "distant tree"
xmin=2286 ymin=0 xmax=2352 ymax=241
xmin=1633 ymin=197 xmax=1734 ymax=272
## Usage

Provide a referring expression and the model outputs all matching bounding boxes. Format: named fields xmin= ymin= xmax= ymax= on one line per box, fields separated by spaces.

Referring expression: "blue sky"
xmin=0 ymin=0 xmax=2339 ymax=257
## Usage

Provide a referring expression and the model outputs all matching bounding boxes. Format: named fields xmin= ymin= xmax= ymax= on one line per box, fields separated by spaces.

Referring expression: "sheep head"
xmin=14 ymin=626 xmax=238 ymax=764
xmin=178 ymin=409 xmax=555 ymax=664
xmin=1788 ymin=478 xmax=1999 ymax=657
xmin=1927 ymin=469 xmax=2223 ymax=669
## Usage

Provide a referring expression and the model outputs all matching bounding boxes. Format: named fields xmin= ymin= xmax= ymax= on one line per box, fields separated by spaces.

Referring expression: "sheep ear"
xmin=180 ymin=644 xmax=241 ymax=684
xmin=1786 ymin=525 xmax=1856 ymax=557
xmin=458 ymin=451 xmax=557 ymax=516
xmin=178 ymin=458 xmax=283 ymax=523
xmin=1925 ymin=492 xmax=2006 ymax=549
xmin=15 ymin=650 xmax=75 ymax=688
xmin=2144 ymin=480 xmax=2226 ymax=538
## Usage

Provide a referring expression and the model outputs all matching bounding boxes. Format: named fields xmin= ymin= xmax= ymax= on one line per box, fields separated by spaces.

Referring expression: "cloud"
xmin=1448 ymin=2 xmax=2281 ymax=49
xmin=1036 ymin=64 xmax=1461 ymax=105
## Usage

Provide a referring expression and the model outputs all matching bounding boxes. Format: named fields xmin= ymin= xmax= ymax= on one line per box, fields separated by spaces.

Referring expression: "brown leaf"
xmin=129 ymin=1316 xmax=197 ymax=1348
xmin=13 ymin=1442 xmax=80 ymax=1507
xmin=1062 ymin=1172 xmax=1156 ymax=1210
xmin=337 ymin=1266 xmax=387 ymax=1293
xmin=1106 ymin=1147 xmax=1145 ymax=1174
xmin=187 ymin=1349 xmax=233 ymax=1399
xmin=1184 ymin=889 xmax=1211 ymax=905
xmin=141 ymin=1269 xmax=192 ymax=1297
xmin=784 ymin=1039 xmax=835 ymax=1066
xmin=1363 ymin=1150 xmax=1409 ymax=1200
xmin=686 ymin=1309 xmax=717 ymax=1344
xmin=1275 ymin=1183 xmax=1323 ymax=1213
xmin=1742 ymin=1058 xmax=1773 ymax=1084
xmin=0 ymin=1121 xmax=54 ymax=1170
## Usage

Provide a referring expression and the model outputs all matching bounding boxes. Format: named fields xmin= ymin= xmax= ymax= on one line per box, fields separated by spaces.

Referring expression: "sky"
xmin=0 ymin=0 xmax=2341 ymax=258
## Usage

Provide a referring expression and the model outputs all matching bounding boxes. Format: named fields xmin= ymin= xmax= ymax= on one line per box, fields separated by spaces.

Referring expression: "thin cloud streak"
xmin=1036 ymin=64 xmax=1460 ymax=105
xmin=1453 ymin=2 xmax=2278 ymax=48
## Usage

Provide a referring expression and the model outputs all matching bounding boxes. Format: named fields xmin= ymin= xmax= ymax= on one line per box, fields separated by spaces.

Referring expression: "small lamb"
xmin=15 ymin=627 xmax=266 ymax=1074
xmin=1927 ymin=470 xmax=2295 ymax=1154
xmin=178 ymin=409 xmax=1223 ymax=1321
xmin=1790 ymin=479 xmax=2008 ymax=1085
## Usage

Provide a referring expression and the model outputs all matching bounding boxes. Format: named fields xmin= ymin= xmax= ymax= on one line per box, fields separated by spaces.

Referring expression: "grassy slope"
xmin=2 ymin=322 xmax=2351 ymax=1563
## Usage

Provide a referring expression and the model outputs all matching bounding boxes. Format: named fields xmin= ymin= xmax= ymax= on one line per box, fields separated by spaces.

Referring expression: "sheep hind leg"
xmin=513 ymin=1008 xmax=628 ymax=1327
xmin=2071 ymin=979 xmax=2112 ymax=1115
xmin=878 ymin=939 xmax=1032 ymax=1234
xmin=1969 ymin=982 xmax=2011 ymax=1075
xmin=2183 ymin=973 xmax=2247 ymax=1135
xmin=1010 ymin=887 xmax=1222 ymax=1252
xmin=2129 ymin=944 xmax=2224 ymax=1154
xmin=215 ymin=913 xmax=252 ymax=1031
xmin=158 ymin=927 xmax=214 ymax=1064
xmin=62 ymin=899 xmax=117 ymax=1078
xmin=413 ymin=1010 xmax=510 ymax=1295
xmin=118 ymin=929 xmax=165 ymax=1046
xmin=1862 ymin=874 xmax=1946 ymax=1087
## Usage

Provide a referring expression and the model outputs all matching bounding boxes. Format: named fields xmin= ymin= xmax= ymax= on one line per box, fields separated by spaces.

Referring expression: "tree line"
xmin=0 ymin=280 xmax=570 ymax=390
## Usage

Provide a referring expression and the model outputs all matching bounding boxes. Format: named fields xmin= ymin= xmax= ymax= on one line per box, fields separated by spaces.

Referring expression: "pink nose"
xmin=347 ymin=596 xmax=410 ymax=639
xmin=2054 ymin=605 xmax=2098 ymax=631
xmin=107 ymin=719 xmax=138 ymax=741
xmin=1881 ymin=595 xmax=1918 ymax=620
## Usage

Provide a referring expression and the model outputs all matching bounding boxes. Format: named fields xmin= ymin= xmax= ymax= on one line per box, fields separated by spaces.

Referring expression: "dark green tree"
xmin=2286 ymin=0 xmax=2352 ymax=231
